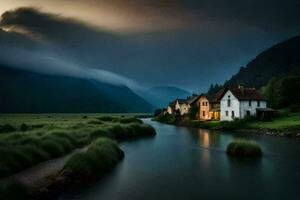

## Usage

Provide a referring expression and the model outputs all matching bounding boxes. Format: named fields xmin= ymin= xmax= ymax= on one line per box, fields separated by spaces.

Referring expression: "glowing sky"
xmin=0 ymin=0 xmax=197 ymax=33
xmin=1 ymin=0 xmax=300 ymax=91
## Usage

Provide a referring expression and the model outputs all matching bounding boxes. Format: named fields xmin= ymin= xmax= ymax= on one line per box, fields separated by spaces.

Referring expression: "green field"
xmin=247 ymin=113 xmax=300 ymax=129
xmin=0 ymin=113 xmax=154 ymax=178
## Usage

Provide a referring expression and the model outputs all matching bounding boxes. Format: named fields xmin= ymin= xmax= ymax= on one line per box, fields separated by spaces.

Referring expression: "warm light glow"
xmin=0 ymin=0 xmax=196 ymax=33
xmin=198 ymin=130 xmax=210 ymax=148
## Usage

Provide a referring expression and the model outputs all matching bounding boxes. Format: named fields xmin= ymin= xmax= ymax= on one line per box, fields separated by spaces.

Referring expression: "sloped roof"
xmin=219 ymin=87 xmax=266 ymax=101
xmin=186 ymin=95 xmax=200 ymax=104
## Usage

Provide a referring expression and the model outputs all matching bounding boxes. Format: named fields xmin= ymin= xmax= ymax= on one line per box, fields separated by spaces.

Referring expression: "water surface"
xmin=60 ymin=119 xmax=300 ymax=200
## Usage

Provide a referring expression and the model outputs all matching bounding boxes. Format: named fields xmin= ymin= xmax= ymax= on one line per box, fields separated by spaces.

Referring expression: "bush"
xmin=118 ymin=117 xmax=142 ymax=124
xmin=226 ymin=139 xmax=262 ymax=157
xmin=0 ymin=179 xmax=30 ymax=200
xmin=97 ymin=116 xmax=114 ymax=122
xmin=0 ymin=124 xmax=16 ymax=133
xmin=20 ymin=123 xmax=28 ymax=132
xmin=155 ymin=114 xmax=176 ymax=123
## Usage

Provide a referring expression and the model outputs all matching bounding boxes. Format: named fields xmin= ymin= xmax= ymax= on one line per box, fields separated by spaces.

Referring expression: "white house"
xmin=219 ymin=86 xmax=267 ymax=121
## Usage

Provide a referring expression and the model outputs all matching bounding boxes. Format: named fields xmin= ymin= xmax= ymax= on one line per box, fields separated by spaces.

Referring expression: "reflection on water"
xmin=198 ymin=129 xmax=210 ymax=148
xmin=60 ymin=119 xmax=300 ymax=200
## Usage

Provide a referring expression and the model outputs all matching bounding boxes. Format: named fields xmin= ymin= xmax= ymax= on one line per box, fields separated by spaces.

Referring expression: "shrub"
xmin=118 ymin=117 xmax=142 ymax=124
xmin=20 ymin=123 xmax=28 ymax=132
xmin=97 ymin=116 xmax=114 ymax=122
xmin=0 ymin=179 xmax=30 ymax=200
xmin=155 ymin=114 xmax=176 ymax=123
xmin=226 ymin=139 xmax=262 ymax=157
xmin=0 ymin=124 xmax=16 ymax=133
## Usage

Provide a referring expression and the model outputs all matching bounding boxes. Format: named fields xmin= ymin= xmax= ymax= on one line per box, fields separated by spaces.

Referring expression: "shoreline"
xmin=153 ymin=118 xmax=300 ymax=139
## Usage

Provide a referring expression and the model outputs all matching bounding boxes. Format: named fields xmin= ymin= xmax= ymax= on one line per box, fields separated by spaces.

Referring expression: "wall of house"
xmin=240 ymin=100 xmax=267 ymax=118
xmin=220 ymin=90 xmax=240 ymax=121
xmin=199 ymin=96 xmax=210 ymax=120
xmin=167 ymin=106 xmax=173 ymax=114
xmin=175 ymin=101 xmax=181 ymax=111
xmin=180 ymin=103 xmax=190 ymax=115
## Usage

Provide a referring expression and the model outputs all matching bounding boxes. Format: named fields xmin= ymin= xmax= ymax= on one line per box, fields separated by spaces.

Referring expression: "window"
xmin=203 ymin=111 xmax=205 ymax=116
xmin=202 ymin=102 xmax=205 ymax=106
xmin=227 ymin=99 xmax=231 ymax=107
xmin=257 ymin=101 xmax=260 ymax=107
xmin=232 ymin=111 xmax=235 ymax=118
xmin=246 ymin=110 xmax=251 ymax=116
xmin=249 ymin=101 xmax=251 ymax=106
xmin=225 ymin=111 xmax=228 ymax=116
xmin=206 ymin=102 xmax=208 ymax=106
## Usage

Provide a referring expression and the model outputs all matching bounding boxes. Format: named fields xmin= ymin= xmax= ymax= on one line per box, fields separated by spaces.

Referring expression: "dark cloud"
xmin=1 ymin=2 xmax=300 ymax=92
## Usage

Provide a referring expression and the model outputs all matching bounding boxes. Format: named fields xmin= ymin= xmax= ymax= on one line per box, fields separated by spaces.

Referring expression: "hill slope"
xmin=225 ymin=36 xmax=300 ymax=89
xmin=0 ymin=66 xmax=153 ymax=113
xmin=139 ymin=86 xmax=191 ymax=108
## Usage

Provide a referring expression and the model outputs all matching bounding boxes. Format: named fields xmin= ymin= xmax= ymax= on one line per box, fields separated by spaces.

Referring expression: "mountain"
xmin=139 ymin=86 xmax=191 ymax=108
xmin=0 ymin=65 xmax=153 ymax=113
xmin=224 ymin=36 xmax=300 ymax=89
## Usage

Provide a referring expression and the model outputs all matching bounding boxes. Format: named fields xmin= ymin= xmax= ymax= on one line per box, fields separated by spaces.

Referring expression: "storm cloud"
xmin=1 ymin=1 xmax=300 ymax=92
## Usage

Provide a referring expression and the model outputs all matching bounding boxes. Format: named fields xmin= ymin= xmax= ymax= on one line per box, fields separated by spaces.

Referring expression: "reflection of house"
xmin=219 ymin=86 xmax=267 ymax=121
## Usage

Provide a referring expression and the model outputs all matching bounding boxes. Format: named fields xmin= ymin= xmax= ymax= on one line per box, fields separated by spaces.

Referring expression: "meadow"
xmin=0 ymin=113 xmax=154 ymax=179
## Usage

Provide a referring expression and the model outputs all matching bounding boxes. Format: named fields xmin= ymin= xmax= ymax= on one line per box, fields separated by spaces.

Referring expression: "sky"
xmin=0 ymin=0 xmax=300 ymax=92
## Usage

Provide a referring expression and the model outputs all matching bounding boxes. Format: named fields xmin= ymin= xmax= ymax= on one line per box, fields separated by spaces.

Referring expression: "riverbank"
xmin=154 ymin=112 xmax=300 ymax=138
xmin=0 ymin=114 xmax=156 ymax=199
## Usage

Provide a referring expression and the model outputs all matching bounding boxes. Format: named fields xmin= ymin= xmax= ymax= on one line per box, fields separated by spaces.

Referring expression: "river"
xmin=59 ymin=119 xmax=300 ymax=200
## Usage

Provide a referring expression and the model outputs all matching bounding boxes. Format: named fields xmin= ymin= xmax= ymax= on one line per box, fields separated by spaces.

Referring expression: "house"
xmin=167 ymin=99 xmax=187 ymax=115
xmin=219 ymin=86 xmax=267 ymax=121
xmin=167 ymin=95 xmax=199 ymax=116
xmin=191 ymin=89 xmax=225 ymax=120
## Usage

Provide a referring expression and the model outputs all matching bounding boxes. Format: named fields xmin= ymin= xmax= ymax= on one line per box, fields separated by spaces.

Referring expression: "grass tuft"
xmin=0 ymin=179 xmax=30 ymax=200
xmin=226 ymin=139 xmax=262 ymax=157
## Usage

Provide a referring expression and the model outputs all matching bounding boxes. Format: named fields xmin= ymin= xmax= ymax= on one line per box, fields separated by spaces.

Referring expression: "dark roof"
xmin=218 ymin=87 xmax=266 ymax=101
xmin=186 ymin=95 xmax=200 ymax=104
xmin=197 ymin=88 xmax=226 ymax=103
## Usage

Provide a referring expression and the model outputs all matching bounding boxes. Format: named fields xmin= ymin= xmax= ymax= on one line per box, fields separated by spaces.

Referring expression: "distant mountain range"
xmin=139 ymin=86 xmax=191 ymax=108
xmin=0 ymin=65 xmax=153 ymax=113
xmin=223 ymin=35 xmax=300 ymax=89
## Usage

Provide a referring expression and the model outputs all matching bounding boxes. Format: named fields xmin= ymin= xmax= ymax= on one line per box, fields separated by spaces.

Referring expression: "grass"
xmin=0 ymin=113 xmax=155 ymax=178
xmin=62 ymin=138 xmax=124 ymax=180
xmin=247 ymin=112 xmax=300 ymax=129
xmin=0 ymin=179 xmax=30 ymax=200
xmin=226 ymin=139 xmax=262 ymax=157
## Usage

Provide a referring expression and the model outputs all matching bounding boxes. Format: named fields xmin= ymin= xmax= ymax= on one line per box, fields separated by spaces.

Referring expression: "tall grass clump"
xmin=155 ymin=114 xmax=176 ymax=124
xmin=0 ymin=124 xmax=16 ymax=133
xmin=226 ymin=139 xmax=262 ymax=157
xmin=0 ymin=179 xmax=30 ymax=200
xmin=62 ymin=138 xmax=124 ymax=180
